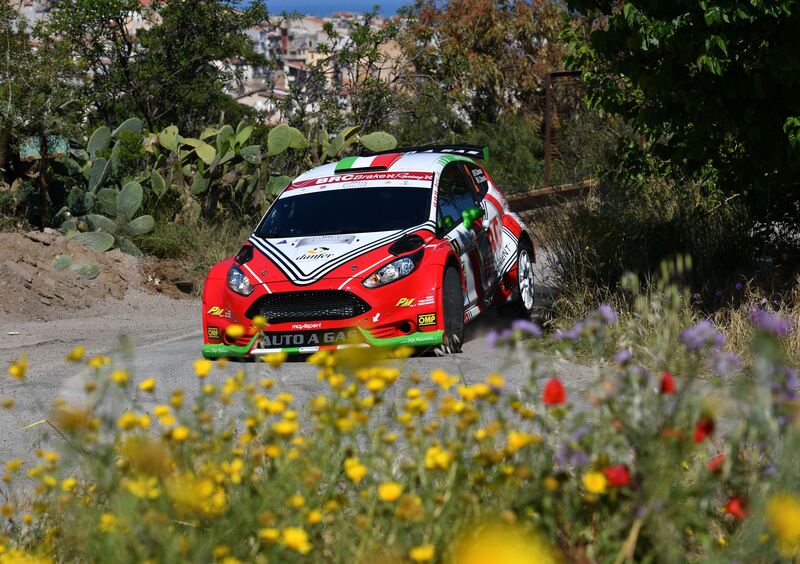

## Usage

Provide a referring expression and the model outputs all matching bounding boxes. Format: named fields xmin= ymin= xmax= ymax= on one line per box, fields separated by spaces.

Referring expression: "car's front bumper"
xmin=201 ymin=327 xmax=444 ymax=358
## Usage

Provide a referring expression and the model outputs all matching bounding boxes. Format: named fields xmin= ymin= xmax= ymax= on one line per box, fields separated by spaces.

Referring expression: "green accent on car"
xmin=201 ymin=335 xmax=259 ymax=358
xmin=462 ymin=206 xmax=485 ymax=229
xmin=356 ymin=327 xmax=444 ymax=348
xmin=436 ymin=154 xmax=475 ymax=167
xmin=335 ymin=156 xmax=359 ymax=172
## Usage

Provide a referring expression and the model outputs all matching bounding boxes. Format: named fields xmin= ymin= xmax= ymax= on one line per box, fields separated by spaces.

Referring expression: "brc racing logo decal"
xmin=289 ymin=171 xmax=434 ymax=190
xmin=417 ymin=313 xmax=437 ymax=327
xmin=207 ymin=327 xmax=220 ymax=339
xmin=396 ymin=297 xmax=415 ymax=307
xmin=297 ymin=247 xmax=334 ymax=261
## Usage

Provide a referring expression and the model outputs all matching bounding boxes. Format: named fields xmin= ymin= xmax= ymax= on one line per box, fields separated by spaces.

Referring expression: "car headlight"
xmin=227 ymin=264 xmax=254 ymax=296
xmin=363 ymin=252 xmax=422 ymax=289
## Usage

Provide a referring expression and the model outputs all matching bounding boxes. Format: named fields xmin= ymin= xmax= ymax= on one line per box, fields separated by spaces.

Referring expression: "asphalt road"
xmin=0 ymin=263 xmax=594 ymax=465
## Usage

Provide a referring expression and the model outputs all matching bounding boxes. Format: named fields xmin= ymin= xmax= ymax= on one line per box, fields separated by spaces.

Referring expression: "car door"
xmin=462 ymin=162 xmax=503 ymax=292
xmin=437 ymin=162 xmax=493 ymax=310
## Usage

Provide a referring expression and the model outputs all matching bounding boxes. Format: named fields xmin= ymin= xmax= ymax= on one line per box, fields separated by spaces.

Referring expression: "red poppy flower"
xmin=604 ymin=464 xmax=631 ymax=488
xmin=724 ymin=496 xmax=747 ymax=520
xmin=707 ymin=452 xmax=726 ymax=474
xmin=694 ymin=416 xmax=715 ymax=443
xmin=660 ymin=371 xmax=676 ymax=394
xmin=543 ymin=378 xmax=566 ymax=405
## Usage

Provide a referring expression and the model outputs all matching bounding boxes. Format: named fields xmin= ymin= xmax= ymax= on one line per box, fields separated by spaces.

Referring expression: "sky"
xmin=260 ymin=0 xmax=410 ymax=16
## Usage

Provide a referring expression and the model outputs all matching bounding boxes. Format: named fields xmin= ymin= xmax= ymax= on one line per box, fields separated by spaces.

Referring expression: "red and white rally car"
xmin=201 ymin=145 xmax=535 ymax=358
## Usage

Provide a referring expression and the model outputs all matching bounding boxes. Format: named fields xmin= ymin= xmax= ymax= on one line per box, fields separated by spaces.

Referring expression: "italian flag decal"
xmin=335 ymin=153 xmax=402 ymax=172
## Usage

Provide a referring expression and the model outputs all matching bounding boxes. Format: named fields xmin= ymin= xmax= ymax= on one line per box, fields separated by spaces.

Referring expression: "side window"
xmin=463 ymin=163 xmax=489 ymax=201
xmin=437 ymin=163 xmax=475 ymax=233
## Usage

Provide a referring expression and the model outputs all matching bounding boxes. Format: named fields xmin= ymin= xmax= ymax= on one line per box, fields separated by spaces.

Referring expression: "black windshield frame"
xmin=255 ymin=184 xmax=433 ymax=239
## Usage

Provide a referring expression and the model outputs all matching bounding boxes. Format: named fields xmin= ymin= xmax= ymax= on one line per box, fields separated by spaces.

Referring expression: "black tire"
xmin=440 ymin=265 xmax=464 ymax=354
xmin=500 ymin=239 xmax=536 ymax=319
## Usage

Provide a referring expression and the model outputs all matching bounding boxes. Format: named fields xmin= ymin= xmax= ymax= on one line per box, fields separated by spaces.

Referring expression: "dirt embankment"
xmin=0 ymin=230 xmax=194 ymax=321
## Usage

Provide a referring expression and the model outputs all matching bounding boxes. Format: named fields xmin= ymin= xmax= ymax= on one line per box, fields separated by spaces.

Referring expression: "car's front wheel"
xmin=439 ymin=264 xmax=464 ymax=354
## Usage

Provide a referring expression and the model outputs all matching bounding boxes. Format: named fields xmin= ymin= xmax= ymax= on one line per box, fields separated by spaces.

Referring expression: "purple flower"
xmin=735 ymin=282 xmax=743 ymax=290
xmin=692 ymin=293 xmax=701 ymax=300
xmin=680 ymin=320 xmax=724 ymax=351
xmin=750 ymin=310 xmax=794 ymax=337
xmin=511 ymin=319 xmax=542 ymax=337
xmin=709 ymin=351 xmax=741 ymax=376
xmin=485 ymin=330 xmax=500 ymax=349
xmin=555 ymin=322 xmax=584 ymax=341
xmin=613 ymin=348 xmax=632 ymax=364
xmin=597 ymin=304 xmax=617 ymax=324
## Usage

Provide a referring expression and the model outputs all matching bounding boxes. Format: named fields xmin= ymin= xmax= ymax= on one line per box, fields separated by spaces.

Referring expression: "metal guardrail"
xmin=506 ymin=179 xmax=598 ymax=213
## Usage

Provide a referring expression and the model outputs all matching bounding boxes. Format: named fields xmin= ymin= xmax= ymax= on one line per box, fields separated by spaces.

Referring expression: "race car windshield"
xmin=256 ymin=186 xmax=431 ymax=238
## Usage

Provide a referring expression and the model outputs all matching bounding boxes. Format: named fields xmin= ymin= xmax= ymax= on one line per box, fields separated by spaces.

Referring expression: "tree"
xmin=400 ymin=0 xmax=567 ymax=125
xmin=280 ymin=10 xmax=408 ymax=133
xmin=47 ymin=0 xmax=270 ymax=132
xmin=1 ymin=4 xmax=81 ymax=226
xmin=565 ymin=0 xmax=800 ymax=224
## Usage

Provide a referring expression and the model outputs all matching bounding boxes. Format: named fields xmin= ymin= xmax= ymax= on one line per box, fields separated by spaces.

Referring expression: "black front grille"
xmin=245 ymin=290 xmax=371 ymax=324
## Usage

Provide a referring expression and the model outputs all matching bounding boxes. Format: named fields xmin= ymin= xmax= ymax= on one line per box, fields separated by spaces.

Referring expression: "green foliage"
xmin=565 ymin=0 xmax=800 ymax=225
xmin=46 ymin=0 xmax=270 ymax=131
xmin=539 ymin=177 xmax=751 ymax=295
xmin=400 ymin=0 xmax=567 ymax=124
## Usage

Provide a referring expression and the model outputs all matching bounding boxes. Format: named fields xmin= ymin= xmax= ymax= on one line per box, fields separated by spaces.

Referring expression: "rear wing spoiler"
xmin=366 ymin=144 xmax=489 ymax=161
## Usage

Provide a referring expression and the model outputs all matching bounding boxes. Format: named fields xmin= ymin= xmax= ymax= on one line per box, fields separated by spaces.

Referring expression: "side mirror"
xmin=461 ymin=207 xmax=485 ymax=229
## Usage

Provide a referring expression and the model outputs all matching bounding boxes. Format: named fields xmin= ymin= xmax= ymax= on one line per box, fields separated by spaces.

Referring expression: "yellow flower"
xmin=506 ymin=431 xmax=540 ymax=454
xmin=117 ymin=412 xmax=150 ymax=431
xmin=99 ymin=513 xmax=117 ymax=533
xmin=264 ymin=352 xmax=287 ymax=368
xmin=226 ymin=324 xmax=245 ymax=339
xmin=123 ymin=475 xmax=160 ymax=499
xmin=7 ymin=355 xmax=27 ymax=380
xmin=153 ymin=405 xmax=170 ymax=418
xmin=424 ymin=446 xmax=452 ymax=470
xmin=111 ymin=369 xmax=129 ymax=385
xmin=138 ymin=378 xmax=156 ymax=393
xmin=272 ymin=419 xmax=298 ymax=437
xmin=409 ymin=543 xmax=435 ymax=562
xmin=193 ymin=359 xmax=213 ymax=378
xmin=335 ymin=417 xmax=355 ymax=433
xmin=453 ymin=522 xmax=558 ymax=564
xmin=430 ymin=369 xmax=458 ymax=390
xmin=378 ymin=482 xmax=403 ymax=502
xmin=282 ymin=527 xmax=311 ymax=554
xmin=366 ymin=378 xmax=386 ymax=392
xmin=288 ymin=494 xmax=305 ymax=508
xmin=65 ymin=346 xmax=85 ymax=362
xmin=767 ymin=493 xmax=800 ymax=555
xmin=543 ymin=476 xmax=559 ymax=492
xmin=259 ymin=528 xmax=280 ymax=542
xmin=307 ymin=509 xmax=322 ymax=524
xmin=61 ymin=477 xmax=77 ymax=492
xmin=87 ymin=355 xmax=110 ymax=369
xmin=252 ymin=315 xmax=268 ymax=329
xmin=167 ymin=473 xmax=227 ymax=518
xmin=2 ymin=398 xmax=14 ymax=409
xmin=487 ymin=373 xmax=505 ymax=389
xmin=171 ymin=426 xmax=190 ymax=442
xmin=582 ymin=471 xmax=607 ymax=494
xmin=5 ymin=459 xmax=23 ymax=473
xmin=344 ymin=457 xmax=367 ymax=483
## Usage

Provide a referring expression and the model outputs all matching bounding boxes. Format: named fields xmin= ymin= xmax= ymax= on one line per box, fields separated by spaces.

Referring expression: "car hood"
xmin=247 ymin=230 xmax=404 ymax=285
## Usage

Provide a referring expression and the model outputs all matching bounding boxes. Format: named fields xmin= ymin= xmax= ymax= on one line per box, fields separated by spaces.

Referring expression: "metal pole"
xmin=543 ymin=73 xmax=552 ymax=187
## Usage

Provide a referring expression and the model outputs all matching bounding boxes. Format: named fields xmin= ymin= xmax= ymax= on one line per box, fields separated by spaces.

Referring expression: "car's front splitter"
xmin=201 ymin=328 xmax=444 ymax=358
